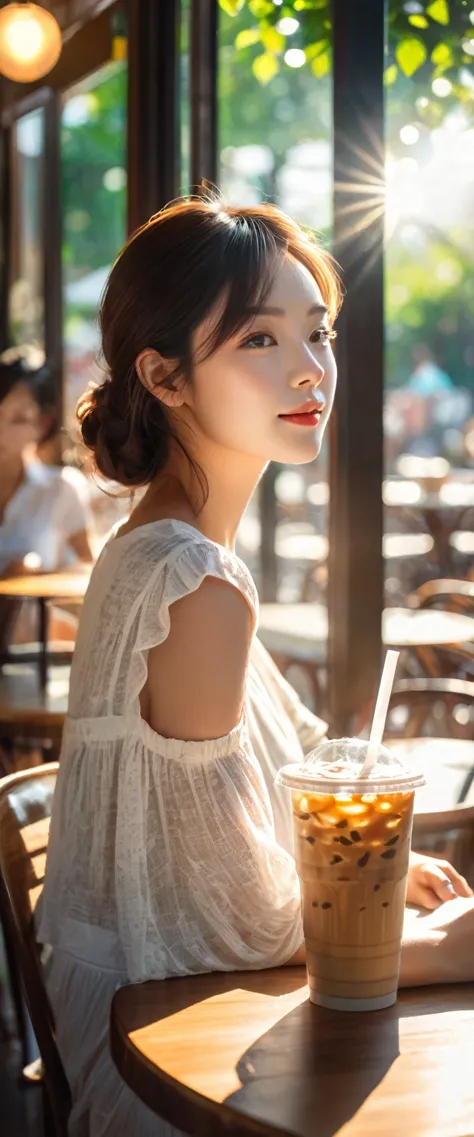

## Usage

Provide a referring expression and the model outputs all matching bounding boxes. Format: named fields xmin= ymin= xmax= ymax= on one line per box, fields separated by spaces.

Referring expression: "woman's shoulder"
xmin=101 ymin=518 xmax=259 ymax=622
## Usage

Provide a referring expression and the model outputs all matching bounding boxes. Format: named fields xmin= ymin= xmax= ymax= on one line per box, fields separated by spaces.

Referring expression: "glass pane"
xmin=9 ymin=106 xmax=45 ymax=349
xmin=385 ymin=2 xmax=474 ymax=611
xmin=61 ymin=59 xmax=128 ymax=550
xmin=218 ymin=0 xmax=333 ymax=712
xmin=61 ymin=61 xmax=127 ymax=439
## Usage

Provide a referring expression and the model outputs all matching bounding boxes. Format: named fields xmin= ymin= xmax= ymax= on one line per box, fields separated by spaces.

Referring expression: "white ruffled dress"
xmin=37 ymin=519 xmax=327 ymax=1137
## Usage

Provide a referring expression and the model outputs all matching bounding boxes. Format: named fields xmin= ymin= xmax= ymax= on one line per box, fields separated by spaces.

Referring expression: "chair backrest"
xmin=411 ymin=579 xmax=474 ymax=615
xmin=386 ymin=677 xmax=474 ymax=741
xmin=0 ymin=763 xmax=71 ymax=1134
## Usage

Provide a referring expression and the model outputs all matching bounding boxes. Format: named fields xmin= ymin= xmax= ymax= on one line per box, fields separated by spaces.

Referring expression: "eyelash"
xmin=241 ymin=329 xmax=337 ymax=349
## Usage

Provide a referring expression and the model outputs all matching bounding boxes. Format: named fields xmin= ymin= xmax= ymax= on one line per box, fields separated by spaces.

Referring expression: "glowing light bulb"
xmin=0 ymin=3 xmax=62 ymax=83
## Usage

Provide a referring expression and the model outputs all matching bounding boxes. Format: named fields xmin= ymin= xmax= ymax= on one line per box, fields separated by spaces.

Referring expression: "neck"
xmin=148 ymin=439 xmax=266 ymax=551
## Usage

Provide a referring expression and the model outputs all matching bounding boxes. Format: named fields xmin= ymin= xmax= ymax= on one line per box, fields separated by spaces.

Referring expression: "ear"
xmin=135 ymin=349 xmax=185 ymax=410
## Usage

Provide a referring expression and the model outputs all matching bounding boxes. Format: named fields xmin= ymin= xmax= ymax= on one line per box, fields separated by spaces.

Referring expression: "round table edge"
xmin=110 ymin=991 xmax=293 ymax=1137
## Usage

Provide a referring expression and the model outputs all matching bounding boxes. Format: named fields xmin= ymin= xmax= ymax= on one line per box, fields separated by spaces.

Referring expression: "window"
xmin=9 ymin=105 xmax=45 ymax=350
xmin=384 ymin=0 xmax=474 ymax=601
xmin=61 ymin=60 xmax=128 ymax=447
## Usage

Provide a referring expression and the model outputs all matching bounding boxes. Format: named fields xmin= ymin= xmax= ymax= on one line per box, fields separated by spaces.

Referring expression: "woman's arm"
xmin=253 ymin=637 xmax=327 ymax=753
xmin=283 ymin=898 xmax=474 ymax=979
xmin=136 ymin=575 xmax=304 ymax=977
xmin=68 ymin=528 xmax=93 ymax=563
xmin=399 ymin=897 xmax=474 ymax=987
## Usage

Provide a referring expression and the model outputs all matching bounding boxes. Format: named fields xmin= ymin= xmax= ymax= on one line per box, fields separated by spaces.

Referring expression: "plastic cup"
xmin=276 ymin=738 xmax=426 ymax=1012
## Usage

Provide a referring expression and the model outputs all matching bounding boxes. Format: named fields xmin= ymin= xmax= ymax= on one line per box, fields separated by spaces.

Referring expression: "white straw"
xmin=361 ymin=650 xmax=400 ymax=776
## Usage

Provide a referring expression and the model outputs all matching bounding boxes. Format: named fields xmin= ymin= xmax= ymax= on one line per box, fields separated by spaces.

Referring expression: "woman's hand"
xmin=406 ymin=850 xmax=473 ymax=910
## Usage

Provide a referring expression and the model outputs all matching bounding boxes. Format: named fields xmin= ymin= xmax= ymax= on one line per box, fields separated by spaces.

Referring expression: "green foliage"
xmin=426 ymin=0 xmax=450 ymax=25
xmin=252 ymin=51 xmax=279 ymax=82
xmin=218 ymin=0 xmax=473 ymax=391
xmin=396 ymin=36 xmax=427 ymax=77
xmin=61 ymin=64 xmax=127 ymax=281
xmin=217 ymin=0 xmax=474 ymax=123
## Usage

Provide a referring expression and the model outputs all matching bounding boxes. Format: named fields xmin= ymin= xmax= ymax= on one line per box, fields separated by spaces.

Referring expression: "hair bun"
xmin=77 ymin=373 xmax=170 ymax=486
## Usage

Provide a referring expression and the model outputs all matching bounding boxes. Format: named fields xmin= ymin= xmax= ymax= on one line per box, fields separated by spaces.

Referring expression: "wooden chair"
xmin=410 ymin=579 xmax=474 ymax=616
xmin=386 ymin=677 xmax=474 ymax=744
xmin=0 ymin=764 xmax=71 ymax=1136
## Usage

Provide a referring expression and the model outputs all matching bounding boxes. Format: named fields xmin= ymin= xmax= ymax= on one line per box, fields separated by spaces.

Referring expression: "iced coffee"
xmin=276 ymin=738 xmax=425 ymax=1011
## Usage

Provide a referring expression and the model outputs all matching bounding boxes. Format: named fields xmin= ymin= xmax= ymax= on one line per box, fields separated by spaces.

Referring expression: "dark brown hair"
xmin=77 ymin=198 xmax=342 ymax=486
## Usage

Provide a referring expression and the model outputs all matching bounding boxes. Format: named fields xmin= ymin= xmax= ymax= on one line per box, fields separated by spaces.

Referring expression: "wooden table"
xmin=111 ymin=966 xmax=474 ymax=1137
xmin=259 ymin=603 xmax=474 ymax=665
xmin=0 ymin=664 xmax=69 ymax=771
xmin=386 ymin=737 xmax=474 ymax=813
xmin=0 ymin=569 xmax=90 ymax=692
xmin=384 ymin=479 xmax=474 ymax=575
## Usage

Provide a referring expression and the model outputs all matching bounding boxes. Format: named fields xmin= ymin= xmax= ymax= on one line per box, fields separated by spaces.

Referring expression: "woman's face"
xmin=0 ymin=382 xmax=41 ymax=460
xmin=186 ymin=254 xmax=337 ymax=466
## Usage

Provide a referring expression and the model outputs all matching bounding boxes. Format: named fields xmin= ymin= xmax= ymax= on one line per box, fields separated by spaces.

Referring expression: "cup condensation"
xmin=276 ymin=738 xmax=425 ymax=1012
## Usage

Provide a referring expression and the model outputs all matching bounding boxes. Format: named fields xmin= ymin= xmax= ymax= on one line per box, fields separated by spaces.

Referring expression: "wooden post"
xmin=127 ymin=0 xmax=181 ymax=232
xmin=190 ymin=0 xmax=217 ymax=190
xmin=328 ymin=0 xmax=386 ymax=733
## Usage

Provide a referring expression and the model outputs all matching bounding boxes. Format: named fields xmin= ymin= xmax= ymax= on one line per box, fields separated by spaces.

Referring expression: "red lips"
xmin=279 ymin=399 xmax=324 ymax=417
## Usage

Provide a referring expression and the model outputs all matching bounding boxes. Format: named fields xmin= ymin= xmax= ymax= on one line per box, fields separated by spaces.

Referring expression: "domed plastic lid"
xmin=275 ymin=737 xmax=426 ymax=795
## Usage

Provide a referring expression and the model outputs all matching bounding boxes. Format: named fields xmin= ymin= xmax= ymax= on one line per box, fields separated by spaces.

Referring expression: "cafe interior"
xmin=0 ymin=1 xmax=474 ymax=1135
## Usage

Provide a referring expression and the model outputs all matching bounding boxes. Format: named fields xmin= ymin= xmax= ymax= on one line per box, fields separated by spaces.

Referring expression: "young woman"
xmin=38 ymin=200 xmax=474 ymax=1137
xmin=0 ymin=350 xmax=92 ymax=576
xmin=0 ymin=351 xmax=93 ymax=665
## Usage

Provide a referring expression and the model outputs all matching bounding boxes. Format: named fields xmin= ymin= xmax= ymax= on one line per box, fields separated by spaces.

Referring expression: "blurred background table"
xmin=259 ymin=603 xmax=474 ymax=660
xmin=383 ymin=478 xmax=474 ymax=576
xmin=386 ymin=737 xmax=474 ymax=814
xmin=0 ymin=569 xmax=91 ymax=693
xmin=0 ymin=664 xmax=69 ymax=774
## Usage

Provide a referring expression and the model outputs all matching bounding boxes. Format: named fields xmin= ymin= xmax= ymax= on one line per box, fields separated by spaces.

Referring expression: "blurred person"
xmin=36 ymin=200 xmax=474 ymax=1137
xmin=0 ymin=348 xmax=93 ymax=652
xmin=0 ymin=347 xmax=93 ymax=577
xmin=407 ymin=344 xmax=453 ymax=396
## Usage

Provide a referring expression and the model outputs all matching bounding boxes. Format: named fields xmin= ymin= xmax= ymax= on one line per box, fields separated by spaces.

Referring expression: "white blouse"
xmin=0 ymin=459 xmax=91 ymax=574
xmin=37 ymin=519 xmax=327 ymax=1137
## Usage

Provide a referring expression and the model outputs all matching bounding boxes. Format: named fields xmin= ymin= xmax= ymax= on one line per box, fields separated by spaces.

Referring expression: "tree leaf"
xmin=304 ymin=39 xmax=327 ymax=61
xmin=260 ymin=25 xmax=286 ymax=53
xmin=218 ymin=0 xmax=245 ymax=16
xmin=384 ymin=63 xmax=398 ymax=87
xmin=235 ymin=27 xmax=261 ymax=50
xmin=426 ymin=0 xmax=449 ymax=26
xmin=396 ymin=36 xmax=427 ymax=77
xmin=248 ymin=0 xmax=274 ymax=17
xmin=311 ymin=51 xmax=329 ymax=78
xmin=431 ymin=41 xmax=454 ymax=67
xmin=252 ymin=51 xmax=279 ymax=84
xmin=408 ymin=15 xmax=429 ymax=29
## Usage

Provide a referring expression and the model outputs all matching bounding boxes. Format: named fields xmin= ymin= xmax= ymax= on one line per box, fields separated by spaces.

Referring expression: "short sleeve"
xmin=134 ymin=530 xmax=259 ymax=654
